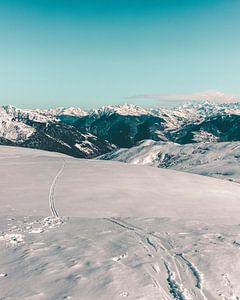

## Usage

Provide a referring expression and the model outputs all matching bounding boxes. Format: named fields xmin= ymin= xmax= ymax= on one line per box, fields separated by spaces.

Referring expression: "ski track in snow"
xmin=106 ymin=217 xmax=209 ymax=300
xmin=164 ymin=261 xmax=187 ymax=300
xmin=176 ymin=253 xmax=208 ymax=300
xmin=176 ymin=253 xmax=202 ymax=289
xmin=0 ymin=158 xmax=66 ymax=246
xmin=48 ymin=158 xmax=65 ymax=217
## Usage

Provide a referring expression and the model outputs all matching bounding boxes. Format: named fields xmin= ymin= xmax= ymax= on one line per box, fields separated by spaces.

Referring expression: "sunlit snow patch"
xmin=0 ymin=233 xmax=24 ymax=245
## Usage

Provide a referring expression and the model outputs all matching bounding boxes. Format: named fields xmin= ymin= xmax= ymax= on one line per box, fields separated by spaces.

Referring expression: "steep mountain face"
xmin=0 ymin=106 xmax=115 ymax=158
xmin=75 ymin=113 xmax=167 ymax=148
xmin=172 ymin=113 xmax=240 ymax=144
xmin=98 ymin=140 xmax=240 ymax=183
xmin=21 ymin=122 xmax=115 ymax=158
xmin=71 ymin=102 xmax=240 ymax=147
xmin=73 ymin=104 xmax=170 ymax=147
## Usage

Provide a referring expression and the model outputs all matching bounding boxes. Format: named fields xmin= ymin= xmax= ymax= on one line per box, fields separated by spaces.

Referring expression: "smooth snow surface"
xmin=1 ymin=146 xmax=240 ymax=299
xmin=1 ymin=146 xmax=240 ymax=220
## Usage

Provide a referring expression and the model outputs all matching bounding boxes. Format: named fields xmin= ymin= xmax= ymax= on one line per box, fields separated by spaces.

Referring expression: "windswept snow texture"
xmin=99 ymin=140 xmax=240 ymax=183
xmin=1 ymin=147 xmax=240 ymax=299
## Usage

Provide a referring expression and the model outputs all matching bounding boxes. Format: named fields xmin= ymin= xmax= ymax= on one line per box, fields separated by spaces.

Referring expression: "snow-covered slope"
xmin=42 ymin=106 xmax=88 ymax=117
xmin=0 ymin=106 xmax=37 ymax=141
xmin=89 ymin=103 xmax=150 ymax=117
xmin=3 ymin=105 xmax=87 ymax=120
xmin=1 ymin=146 xmax=240 ymax=299
xmin=2 ymin=105 xmax=56 ymax=123
xmin=0 ymin=106 xmax=115 ymax=158
xmin=1 ymin=146 xmax=240 ymax=218
xmin=99 ymin=140 xmax=240 ymax=183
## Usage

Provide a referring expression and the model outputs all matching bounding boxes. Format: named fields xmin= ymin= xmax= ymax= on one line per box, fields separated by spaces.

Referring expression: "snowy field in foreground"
xmin=0 ymin=146 xmax=240 ymax=299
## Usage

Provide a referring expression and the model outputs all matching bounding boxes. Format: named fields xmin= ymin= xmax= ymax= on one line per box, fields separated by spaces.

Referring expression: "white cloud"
xmin=126 ymin=90 xmax=240 ymax=103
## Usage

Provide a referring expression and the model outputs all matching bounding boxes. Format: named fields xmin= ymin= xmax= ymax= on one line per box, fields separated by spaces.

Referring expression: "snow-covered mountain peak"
xmin=0 ymin=105 xmax=88 ymax=124
xmin=1 ymin=105 xmax=56 ymax=123
xmin=149 ymin=101 xmax=240 ymax=130
xmin=113 ymin=103 xmax=150 ymax=116
xmin=42 ymin=107 xmax=88 ymax=117
xmin=0 ymin=105 xmax=114 ymax=157
xmin=175 ymin=101 xmax=240 ymax=116
xmin=0 ymin=106 xmax=36 ymax=143
xmin=90 ymin=103 xmax=150 ymax=117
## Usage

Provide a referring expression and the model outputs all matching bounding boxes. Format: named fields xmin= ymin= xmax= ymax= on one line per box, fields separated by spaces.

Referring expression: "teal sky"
xmin=0 ymin=0 xmax=240 ymax=109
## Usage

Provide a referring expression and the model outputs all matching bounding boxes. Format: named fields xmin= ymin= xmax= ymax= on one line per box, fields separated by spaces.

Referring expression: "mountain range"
xmin=0 ymin=102 xmax=240 ymax=158
xmin=1 ymin=103 xmax=240 ymax=298
xmin=0 ymin=105 xmax=115 ymax=158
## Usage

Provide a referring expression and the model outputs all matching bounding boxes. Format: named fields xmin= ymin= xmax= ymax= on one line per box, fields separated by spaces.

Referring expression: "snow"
xmin=1 ymin=102 xmax=240 ymax=149
xmin=42 ymin=107 xmax=88 ymax=117
xmin=74 ymin=142 xmax=96 ymax=155
xmin=99 ymin=140 xmax=240 ymax=183
xmin=90 ymin=104 xmax=150 ymax=117
xmin=2 ymin=105 xmax=56 ymax=123
xmin=1 ymin=146 xmax=240 ymax=299
xmin=0 ymin=107 xmax=36 ymax=142
xmin=192 ymin=130 xmax=219 ymax=143
xmin=151 ymin=101 xmax=240 ymax=131
xmin=89 ymin=102 xmax=240 ymax=122
xmin=1 ymin=146 xmax=240 ymax=219
xmin=0 ymin=120 xmax=35 ymax=142
xmin=1 ymin=105 xmax=87 ymax=121
xmin=0 ymin=106 xmax=115 ymax=158
xmin=45 ymin=134 xmax=72 ymax=149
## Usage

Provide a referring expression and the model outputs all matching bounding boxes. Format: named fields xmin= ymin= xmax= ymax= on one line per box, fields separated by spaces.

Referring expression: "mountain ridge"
xmin=1 ymin=102 xmax=240 ymax=156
